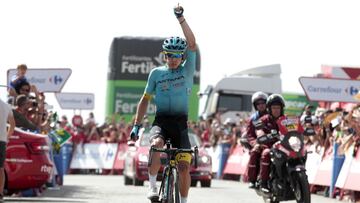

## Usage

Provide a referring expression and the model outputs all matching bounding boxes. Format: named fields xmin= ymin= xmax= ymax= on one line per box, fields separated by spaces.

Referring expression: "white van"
xmin=199 ymin=64 xmax=282 ymax=123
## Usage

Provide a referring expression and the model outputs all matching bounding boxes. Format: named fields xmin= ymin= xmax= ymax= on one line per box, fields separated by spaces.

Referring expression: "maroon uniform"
xmin=248 ymin=114 xmax=279 ymax=182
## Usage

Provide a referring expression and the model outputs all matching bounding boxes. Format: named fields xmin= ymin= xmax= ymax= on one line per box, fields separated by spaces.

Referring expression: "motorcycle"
xmin=253 ymin=116 xmax=311 ymax=203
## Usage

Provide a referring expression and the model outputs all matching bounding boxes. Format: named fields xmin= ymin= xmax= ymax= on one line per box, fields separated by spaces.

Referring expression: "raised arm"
xmin=174 ymin=5 xmax=196 ymax=51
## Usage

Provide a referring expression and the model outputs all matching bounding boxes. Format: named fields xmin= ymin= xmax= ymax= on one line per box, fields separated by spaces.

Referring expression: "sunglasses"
xmin=20 ymin=88 xmax=30 ymax=92
xmin=164 ymin=52 xmax=183 ymax=58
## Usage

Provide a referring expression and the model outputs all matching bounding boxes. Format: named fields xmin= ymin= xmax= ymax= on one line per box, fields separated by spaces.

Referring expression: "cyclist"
xmin=245 ymin=91 xmax=268 ymax=189
xmin=130 ymin=4 xmax=196 ymax=203
xmin=256 ymin=94 xmax=285 ymax=193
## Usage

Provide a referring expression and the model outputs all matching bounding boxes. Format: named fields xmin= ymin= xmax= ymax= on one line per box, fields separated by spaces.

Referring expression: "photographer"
xmin=12 ymin=94 xmax=39 ymax=132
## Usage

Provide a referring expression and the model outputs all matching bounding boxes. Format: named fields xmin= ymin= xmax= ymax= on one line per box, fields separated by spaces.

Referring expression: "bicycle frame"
xmin=149 ymin=139 xmax=198 ymax=203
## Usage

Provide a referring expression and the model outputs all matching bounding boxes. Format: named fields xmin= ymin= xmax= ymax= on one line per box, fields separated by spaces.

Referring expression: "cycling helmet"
xmin=162 ymin=36 xmax=187 ymax=53
xmin=266 ymin=94 xmax=285 ymax=115
xmin=251 ymin=91 xmax=268 ymax=110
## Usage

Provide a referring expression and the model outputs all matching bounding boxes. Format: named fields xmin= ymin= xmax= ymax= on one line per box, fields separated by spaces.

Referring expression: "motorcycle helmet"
xmin=251 ymin=91 xmax=268 ymax=110
xmin=266 ymin=94 xmax=285 ymax=115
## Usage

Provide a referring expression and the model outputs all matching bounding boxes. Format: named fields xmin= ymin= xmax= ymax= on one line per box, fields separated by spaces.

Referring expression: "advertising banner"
xmin=108 ymin=37 xmax=200 ymax=83
xmin=70 ymin=143 xmax=118 ymax=169
xmin=299 ymin=77 xmax=360 ymax=103
xmin=55 ymin=92 xmax=95 ymax=110
xmin=283 ymin=93 xmax=317 ymax=116
xmin=7 ymin=68 xmax=71 ymax=92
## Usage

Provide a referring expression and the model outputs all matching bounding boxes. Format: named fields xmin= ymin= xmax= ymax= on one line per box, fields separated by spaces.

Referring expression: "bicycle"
xmin=148 ymin=139 xmax=198 ymax=203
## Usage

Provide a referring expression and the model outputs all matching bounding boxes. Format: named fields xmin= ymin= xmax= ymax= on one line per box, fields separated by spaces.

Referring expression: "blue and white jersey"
xmin=144 ymin=50 xmax=196 ymax=115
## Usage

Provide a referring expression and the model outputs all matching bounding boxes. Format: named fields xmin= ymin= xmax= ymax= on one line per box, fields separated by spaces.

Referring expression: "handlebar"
xmin=148 ymin=144 xmax=199 ymax=168
xmin=256 ymin=130 xmax=279 ymax=145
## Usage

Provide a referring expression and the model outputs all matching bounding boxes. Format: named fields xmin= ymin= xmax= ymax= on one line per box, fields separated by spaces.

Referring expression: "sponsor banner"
xmin=70 ymin=143 xmax=118 ymax=169
xmin=7 ymin=68 xmax=71 ymax=92
xmin=106 ymin=80 xmax=200 ymax=122
xmin=312 ymin=147 xmax=333 ymax=186
xmin=283 ymin=93 xmax=317 ymax=116
xmin=335 ymin=145 xmax=354 ymax=189
xmin=55 ymin=92 xmax=95 ymax=110
xmin=113 ymin=143 xmax=128 ymax=170
xmin=114 ymin=86 xmax=156 ymax=116
xmin=108 ymin=37 xmax=200 ymax=84
xmin=342 ymin=148 xmax=360 ymax=191
xmin=223 ymin=145 xmax=249 ymax=175
xmin=305 ymin=145 xmax=323 ymax=184
xmin=299 ymin=77 xmax=360 ymax=103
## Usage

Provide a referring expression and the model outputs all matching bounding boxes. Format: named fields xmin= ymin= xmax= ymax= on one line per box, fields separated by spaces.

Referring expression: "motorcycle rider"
xmin=245 ymin=91 xmax=268 ymax=189
xmin=256 ymin=94 xmax=285 ymax=193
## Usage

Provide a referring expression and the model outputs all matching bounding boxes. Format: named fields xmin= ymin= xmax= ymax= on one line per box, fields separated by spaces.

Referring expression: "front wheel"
xmin=161 ymin=167 xmax=180 ymax=203
xmin=173 ymin=168 xmax=180 ymax=203
xmin=293 ymin=171 xmax=311 ymax=203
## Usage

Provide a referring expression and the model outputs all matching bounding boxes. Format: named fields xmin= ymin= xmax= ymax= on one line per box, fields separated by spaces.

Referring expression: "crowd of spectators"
xmin=60 ymin=113 xmax=132 ymax=147
xmin=6 ymin=64 xmax=55 ymax=134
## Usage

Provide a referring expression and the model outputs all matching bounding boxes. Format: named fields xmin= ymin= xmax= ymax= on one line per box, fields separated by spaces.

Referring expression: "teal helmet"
xmin=162 ymin=36 xmax=187 ymax=52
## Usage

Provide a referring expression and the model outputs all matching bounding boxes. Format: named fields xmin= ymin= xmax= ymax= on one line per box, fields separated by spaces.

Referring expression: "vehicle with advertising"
xmin=5 ymin=128 xmax=53 ymax=193
xmin=253 ymin=116 xmax=310 ymax=203
xmin=199 ymin=64 xmax=282 ymax=123
xmin=123 ymin=130 xmax=212 ymax=187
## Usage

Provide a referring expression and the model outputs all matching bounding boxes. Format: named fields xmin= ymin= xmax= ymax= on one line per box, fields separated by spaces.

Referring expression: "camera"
xmin=304 ymin=115 xmax=313 ymax=124
xmin=32 ymin=101 xmax=38 ymax=107
xmin=348 ymin=128 xmax=356 ymax=135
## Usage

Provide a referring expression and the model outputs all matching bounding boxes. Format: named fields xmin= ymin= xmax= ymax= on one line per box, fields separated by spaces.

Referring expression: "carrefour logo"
xmin=345 ymin=86 xmax=359 ymax=96
xmin=105 ymin=148 xmax=115 ymax=161
xmin=49 ymin=75 xmax=63 ymax=85
xmin=84 ymin=98 xmax=93 ymax=105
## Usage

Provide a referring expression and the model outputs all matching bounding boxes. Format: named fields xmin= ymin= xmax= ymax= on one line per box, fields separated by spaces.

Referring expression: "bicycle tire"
xmin=172 ymin=168 xmax=180 ymax=203
xmin=160 ymin=166 xmax=172 ymax=203
xmin=166 ymin=167 xmax=175 ymax=203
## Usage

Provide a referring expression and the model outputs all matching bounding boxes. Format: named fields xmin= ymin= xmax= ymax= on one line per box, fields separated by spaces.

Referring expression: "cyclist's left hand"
xmin=174 ymin=4 xmax=184 ymax=18
xmin=130 ymin=125 xmax=141 ymax=141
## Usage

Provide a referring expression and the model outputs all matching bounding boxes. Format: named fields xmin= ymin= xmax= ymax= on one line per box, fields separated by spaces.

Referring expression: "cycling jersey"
xmin=144 ymin=50 xmax=196 ymax=115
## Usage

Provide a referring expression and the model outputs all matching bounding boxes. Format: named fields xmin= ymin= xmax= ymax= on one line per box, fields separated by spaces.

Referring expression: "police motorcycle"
xmin=253 ymin=116 xmax=311 ymax=203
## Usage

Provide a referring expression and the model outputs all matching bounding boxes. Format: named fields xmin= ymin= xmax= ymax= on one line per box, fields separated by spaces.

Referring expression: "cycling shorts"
xmin=149 ymin=114 xmax=192 ymax=164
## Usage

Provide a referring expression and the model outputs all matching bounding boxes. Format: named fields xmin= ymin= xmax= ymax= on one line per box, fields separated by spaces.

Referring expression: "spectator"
xmin=0 ymin=98 xmax=15 ymax=200
xmin=14 ymin=80 xmax=31 ymax=96
xmin=86 ymin=112 xmax=96 ymax=126
xmin=200 ymin=118 xmax=212 ymax=143
xmin=59 ymin=115 xmax=71 ymax=131
xmin=12 ymin=94 xmax=39 ymax=132
xmin=8 ymin=64 xmax=28 ymax=97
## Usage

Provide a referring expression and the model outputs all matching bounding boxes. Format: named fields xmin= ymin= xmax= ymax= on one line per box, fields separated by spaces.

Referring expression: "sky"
xmin=1 ymin=0 xmax=360 ymax=123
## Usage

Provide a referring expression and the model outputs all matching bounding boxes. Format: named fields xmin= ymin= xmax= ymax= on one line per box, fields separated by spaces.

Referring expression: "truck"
xmin=199 ymin=64 xmax=282 ymax=123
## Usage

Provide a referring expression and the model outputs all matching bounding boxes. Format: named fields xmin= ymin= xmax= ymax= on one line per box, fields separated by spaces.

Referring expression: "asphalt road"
xmin=4 ymin=175 xmax=345 ymax=203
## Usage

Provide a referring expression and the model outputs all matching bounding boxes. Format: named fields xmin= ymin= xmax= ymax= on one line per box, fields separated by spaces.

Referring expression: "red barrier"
xmin=113 ymin=143 xmax=128 ymax=172
xmin=312 ymin=147 xmax=333 ymax=186
xmin=341 ymin=148 xmax=360 ymax=191
xmin=223 ymin=145 xmax=250 ymax=176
